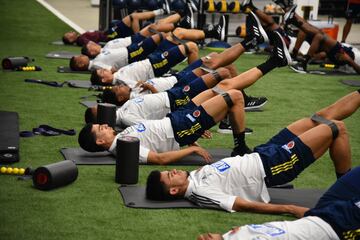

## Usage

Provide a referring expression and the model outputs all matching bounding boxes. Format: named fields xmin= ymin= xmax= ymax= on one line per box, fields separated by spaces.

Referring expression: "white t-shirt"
xmin=89 ymin=47 xmax=129 ymax=71
xmin=338 ymin=44 xmax=360 ymax=73
xmin=109 ymin=118 xmax=179 ymax=163
xmin=103 ymin=37 xmax=132 ymax=49
xmin=184 ymin=154 xmax=269 ymax=212
xmin=288 ymin=36 xmax=310 ymax=55
xmin=116 ymin=92 xmax=171 ymax=127
xmin=112 ymin=59 xmax=155 ymax=87
xmin=129 ymin=76 xmax=178 ymax=99
xmin=222 ymin=216 xmax=339 ymax=240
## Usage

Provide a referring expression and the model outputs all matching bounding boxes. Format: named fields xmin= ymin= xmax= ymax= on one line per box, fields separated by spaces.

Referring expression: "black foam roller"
xmin=32 ymin=160 xmax=78 ymax=190
xmin=2 ymin=57 xmax=29 ymax=70
xmin=97 ymin=103 xmax=116 ymax=128
xmin=115 ymin=137 xmax=139 ymax=184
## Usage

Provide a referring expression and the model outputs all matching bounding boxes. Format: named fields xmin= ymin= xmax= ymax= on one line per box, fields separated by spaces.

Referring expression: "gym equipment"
xmin=340 ymin=80 xmax=360 ymax=87
xmin=115 ymin=137 xmax=139 ymax=184
xmin=16 ymin=66 xmax=42 ymax=71
xmin=60 ymin=147 xmax=232 ymax=166
xmin=307 ymin=69 xmax=360 ymax=76
xmin=0 ymin=166 xmax=32 ymax=176
xmin=228 ymin=0 xmax=240 ymax=13
xmin=205 ymin=40 xmax=231 ymax=52
xmin=57 ymin=66 xmax=91 ymax=74
xmin=204 ymin=0 xmax=215 ymax=12
xmin=126 ymin=0 xmax=141 ymax=11
xmin=45 ymin=51 xmax=78 ymax=60
xmin=2 ymin=57 xmax=32 ymax=70
xmin=118 ymin=185 xmax=325 ymax=209
xmin=19 ymin=124 xmax=76 ymax=137
xmin=0 ymin=111 xmax=19 ymax=163
xmin=235 ymin=23 xmax=246 ymax=38
xmin=97 ymin=103 xmax=117 ymax=128
xmin=146 ymin=0 xmax=159 ymax=10
xmin=171 ymin=0 xmax=187 ymax=13
xmin=32 ymin=160 xmax=78 ymax=191
xmin=215 ymin=0 xmax=228 ymax=13
xmin=80 ymin=101 xmax=98 ymax=108
xmin=112 ymin=0 xmax=127 ymax=8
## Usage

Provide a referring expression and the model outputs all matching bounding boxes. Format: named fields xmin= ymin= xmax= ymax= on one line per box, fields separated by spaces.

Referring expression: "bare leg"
xmin=178 ymin=42 xmax=199 ymax=64
xmin=172 ymin=27 xmax=205 ymax=41
xmin=253 ymin=9 xmax=279 ymax=31
xmin=342 ymin=19 xmax=353 ymax=42
xmin=140 ymin=23 xmax=175 ymax=37
xmin=157 ymin=13 xmax=181 ymax=24
xmin=202 ymin=43 xmax=246 ymax=69
xmin=217 ymin=68 xmax=263 ymax=90
xmin=293 ymin=30 xmax=307 ymax=56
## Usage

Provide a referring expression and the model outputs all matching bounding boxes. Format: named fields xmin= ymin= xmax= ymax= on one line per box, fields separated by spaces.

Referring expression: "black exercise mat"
xmin=60 ymin=147 xmax=232 ymax=166
xmin=57 ymin=66 xmax=91 ymax=74
xmin=341 ymin=79 xmax=360 ymax=87
xmin=80 ymin=101 xmax=97 ymax=108
xmin=0 ymin=111 xmax=19 ymax=163
xmin=51 ymin=40 xmax=105 ymax=47
xmin=308 ymin=69 xmax=359 ymax=76
xmin=46 ymin=51 xmax=78 ymax=59
xmin=118 ymin=185 xmax=325 ymax=209
xmin=67 ymin=80 xmax=92 ymax=88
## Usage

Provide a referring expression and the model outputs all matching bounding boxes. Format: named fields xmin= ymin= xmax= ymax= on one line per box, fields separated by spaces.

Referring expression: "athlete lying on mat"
xmin=78 ymin=33 xmax=291 ymax=164
xmin=284 ymin=5 xmax=360 ymax=74
xmin=70 ymin=21 xmax=225 ymax=71
xmin=146 ymin=90 xmax=360 ymax=216
xmin=62 ymin=2 xmax=173 ymax=46
xmin=197 ymin=166 xmax=360 ymax=240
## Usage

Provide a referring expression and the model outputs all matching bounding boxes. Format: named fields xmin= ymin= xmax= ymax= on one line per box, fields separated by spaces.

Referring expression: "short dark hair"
xmin=78 ymin=123 xmax=104 ymax=152
xmin=146 ymin=170 xmax=173 ymax=200
xmin=70 ymin=56 xmax=89 ymax=71
xmin=90 ymin=69 xmax=103 ymax=85
xmin=62 ymin=35 xmax=72 ymax=45
xmin=84 ymin=107 xmax=97 ymax=123
xmin=81 ymin=45 xmax=90 ymax=57
xmin=102 ymin=89 xmax=123 ymax=106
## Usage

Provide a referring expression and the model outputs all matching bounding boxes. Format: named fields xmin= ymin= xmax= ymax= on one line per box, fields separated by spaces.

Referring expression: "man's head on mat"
xmin=91 ymin=68 xmax=113 ymax=85
xmin=63 ymin=31 xmax=78 ymax=44
xmin=82 ymin=41 xmax=101 ymax=58
xmin=197 ymin=233 xmax=223 ymax=240
xmin=101 ymin=85 xmax=130 ymax=106
xmin=78 ymin=123 xmax=116 ymax=152
xmin=146 ymin=169 xmax=190 ymax=200
xmin=84 ymin=106 xmax=98 ymax=123
xmin=70 ymin=55 xmax=90 ymax=71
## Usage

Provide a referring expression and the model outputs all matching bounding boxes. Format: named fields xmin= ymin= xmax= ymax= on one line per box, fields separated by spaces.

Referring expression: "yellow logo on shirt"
xmin=152 ymin=59 xmax=168 ymax=69
xmin=129 ymin=47 xmax=144 ymax=58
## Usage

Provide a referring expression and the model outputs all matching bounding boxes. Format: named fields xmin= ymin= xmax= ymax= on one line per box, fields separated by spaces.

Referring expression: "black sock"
xmin=292 ymin=48 xmax=298 ymax=58
xmin=257 ymin=58 xmax=278 ymax=75
xmin=233 ymin=131 xmax=246 ymax=149
xmin=240 ymin=38 xmax=255 ymax=50
xmin=336 ymin=169 xmax=351 ymax=179
xmin=203 ymin=27 xmax=215 ymax=38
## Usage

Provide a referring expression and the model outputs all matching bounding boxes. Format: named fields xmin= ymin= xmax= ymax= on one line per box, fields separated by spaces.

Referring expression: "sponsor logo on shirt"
xmin=211 ymin=160 xmax=230 ymax=173
xmin=193 ymin=110 xmax=201 ymax=118
xmin=134 ymin=123 xmax=146 ymax=132
xmin=281 ymin=141 xmax=295 ymax=154
xmin=183 ymin=85 xmax=190 ymax=92
xmin=248 ymin=224 xmax=285 ymax=237
xmin=133 ymin=97 xmax=144 ymax=104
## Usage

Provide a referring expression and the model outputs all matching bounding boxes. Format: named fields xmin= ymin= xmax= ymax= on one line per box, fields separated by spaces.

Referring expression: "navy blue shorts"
xmin=113 ymin=20 xmax=134 ymax=38
xmin=254 ymin=128 xmax=315 ymax=187
xmin=155 ymin=39 xmax=178 ymax=55
xmin=131 ymin=33 xmax=146 ymax=44
xmin=346 ymin=2 xmax=360 ymax=19
xmin=174 ymin=59 xmax=203 ymax=88
xmin=127 ymin=37 xmax=157 ymax=63
xmin=148 ymin=46 xmax=186 ymax=77
xmin=168 ymin=104 xmax=215 ymax=146
xmin=167 ymin=77 xmax=208 ymax=111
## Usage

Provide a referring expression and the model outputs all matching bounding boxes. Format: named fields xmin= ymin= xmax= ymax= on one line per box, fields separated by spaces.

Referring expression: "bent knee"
xmin=227 ymin=89 xmax=244 ymax=104
xmin=332 ymin=120 xmax=347 ymax=135
xmin=216 ymin=67 xmax=231 ymax=79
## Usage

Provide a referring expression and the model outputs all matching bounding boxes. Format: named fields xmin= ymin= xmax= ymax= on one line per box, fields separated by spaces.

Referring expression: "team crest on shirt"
xmin=162 ymin=51 xmax=169 ymax=58
xmin=193 ymin=110 xmax=201 ymax=118
xmin=248 ymin=224 xmax=285 ymax=237
xmin=134 ymin=97 xmax=144 ymax=103
xmin=211 ymin=160 xmax=230 ymax=173
xmin=134 ymin=123 xmax=146 ymax=132
xmin=146 ymin=79 xmax=155 ymax=85
xmin=281 ymin=141 xmax=295 ymax=154
xmin=183 ymin=85 xmax=190 ymax=92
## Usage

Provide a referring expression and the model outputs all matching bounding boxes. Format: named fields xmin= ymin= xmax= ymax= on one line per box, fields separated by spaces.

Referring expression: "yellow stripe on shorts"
xmin=177 ymin=123 xmax=201 ymax=138
xmin=271 ymin=154 xmax=299 ymax=176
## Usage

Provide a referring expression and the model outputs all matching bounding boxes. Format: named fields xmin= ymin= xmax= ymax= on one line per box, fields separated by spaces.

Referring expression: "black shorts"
xmin=346 ymin=2 xmax=360 ymax=19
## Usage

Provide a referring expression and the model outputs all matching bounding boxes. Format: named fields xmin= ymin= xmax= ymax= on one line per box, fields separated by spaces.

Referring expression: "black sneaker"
xmin=231 ymin=145 xmax=253 ymax=157
xmin=214 ymin=15 xmax=226 ymax=41
xmin=217 ymin=121 xmax=253 ymax=135
xmin=289 ymin=61 xmax=307 ymax=73
xmin=178 ymin=3 xmax=194 ymax=29
xmin=245 ymin=96 xmax=268 ymax=110
xmin=241 ymin=0 xmax=255 ymax=13
xmin=271 ymin=0 xmax=293 ymax=9
xmin=162 ymin=0 xmax=171 ymax=15
xmin=284 ymin=4 xmax=297 ymax=26
xmin=246 ymin=11 xmax=269 ymax=46
xmin=270 ymin=30 xmax=292 ymax=67
xmin=186 ymin=0 xmax=198 ymax=12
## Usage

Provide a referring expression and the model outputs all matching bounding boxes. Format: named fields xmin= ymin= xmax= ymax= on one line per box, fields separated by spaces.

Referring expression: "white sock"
xmin=153 ymin=9 xmax=164 ymax=16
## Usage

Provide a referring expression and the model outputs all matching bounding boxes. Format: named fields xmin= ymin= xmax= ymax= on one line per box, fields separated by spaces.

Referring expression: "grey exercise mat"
xmin=60 ymin=147 xmax=232 ymax=166
xmin=67 ymin=80 xmax=92 ymax=88
xmin=51 ymin=40 xmax=105 ymax=46
xmin=57 ymin=66 xmax=91 ymax=74
xmin=80 ymin=100 xmax=98 ymax=108
xmin=341 ymin=79 xmax=360 ymax=87
xmin=46 ymin=51 xmax=78 ymax=59
xmin=308 ymin=69 xmax=359 ymax=76
xmin=118 ymin=185 xmax=325 ymax=209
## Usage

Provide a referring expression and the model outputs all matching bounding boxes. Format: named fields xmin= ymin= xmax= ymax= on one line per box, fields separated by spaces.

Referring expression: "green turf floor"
xmin=0 ymin=0 xmax=359 ymax=239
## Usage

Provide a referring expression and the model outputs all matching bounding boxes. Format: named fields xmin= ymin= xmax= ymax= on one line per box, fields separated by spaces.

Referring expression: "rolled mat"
xmin=45 ymin=51 xmax=78 ymax=59
xmin=57 ymin=66 xmax=91 ymax=74
xmin=118 ymin=185 xmax=325 ymax=209
xmin=340 ymin=79 xmax=360 ymax=87
xmin=80 ymin=101 xmax=98 ymax=108
xmin=60 ymin=147 xmax=232 ymax=166
xmin=0 ymin=111 xmax=20 ymax=163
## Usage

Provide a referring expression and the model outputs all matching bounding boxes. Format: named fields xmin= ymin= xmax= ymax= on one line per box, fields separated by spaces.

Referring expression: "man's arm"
xmin=338 ymin=52 xmax=360 ymax=74
xmin=232 ymin=197 xmax=309 ymax=218
xmin=147 ymin=146 xmax=212 ymax=165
